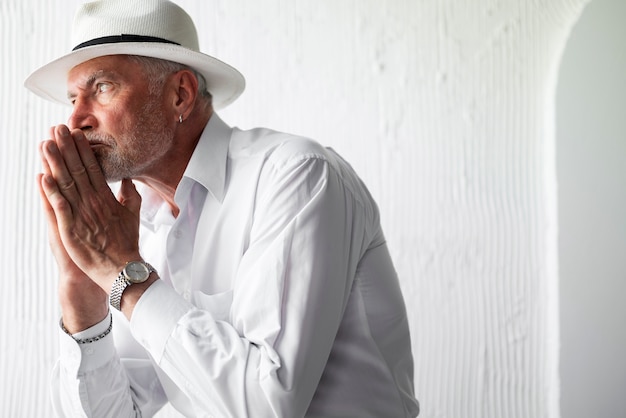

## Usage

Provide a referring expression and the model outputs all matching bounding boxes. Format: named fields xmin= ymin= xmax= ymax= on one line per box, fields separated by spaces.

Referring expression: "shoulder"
xmin=227 ymin=125 xmax=381 ymax=229
xmin=229 ymin=126 xmax=329 ymax=166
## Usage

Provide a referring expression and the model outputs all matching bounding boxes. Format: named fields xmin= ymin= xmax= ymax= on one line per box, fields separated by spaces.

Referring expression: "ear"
xmin=170 ymin=69 xmax=199 ymax=120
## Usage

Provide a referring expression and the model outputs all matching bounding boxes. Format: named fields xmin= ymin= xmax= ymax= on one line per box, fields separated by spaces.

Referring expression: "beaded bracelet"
xmin=60 ymin=314 xmax=113 ymax=344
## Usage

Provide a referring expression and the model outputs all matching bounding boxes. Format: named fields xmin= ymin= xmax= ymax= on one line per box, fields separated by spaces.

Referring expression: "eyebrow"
xmin=67 ymin=69 xmax=112 ymax=100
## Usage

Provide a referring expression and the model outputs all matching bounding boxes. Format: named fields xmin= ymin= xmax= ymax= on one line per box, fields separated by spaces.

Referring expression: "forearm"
xmin=131 ymin=282 xmax=281 ymax=417
xmin=51 ymin=314 xmax=139 ymax=418
xmin=131 ymin=228 xmax=353 ymax=418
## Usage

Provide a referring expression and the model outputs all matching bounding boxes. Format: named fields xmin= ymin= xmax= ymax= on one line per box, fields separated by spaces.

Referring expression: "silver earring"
xmin=179 ymin=114 xmax=183 ymax=123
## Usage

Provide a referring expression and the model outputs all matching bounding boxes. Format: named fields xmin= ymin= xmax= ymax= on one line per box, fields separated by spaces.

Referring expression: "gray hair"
xmin=127 ymin=55 xmax=213 ymax=107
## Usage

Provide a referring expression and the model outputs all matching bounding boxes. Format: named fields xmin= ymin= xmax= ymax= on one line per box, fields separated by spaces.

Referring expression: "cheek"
xmin=103 ymin=107 xmax=132 ymax=134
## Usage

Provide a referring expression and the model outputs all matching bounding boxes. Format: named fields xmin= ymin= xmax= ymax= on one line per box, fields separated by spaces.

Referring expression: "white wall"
xmin=0 ymin=1 xmax=588 ymax=417
xmin=557 ymin=0 xmax=626 ymax=417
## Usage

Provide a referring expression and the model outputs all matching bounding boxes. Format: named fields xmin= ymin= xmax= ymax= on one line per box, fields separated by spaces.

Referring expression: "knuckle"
xmin=86 ymin=161 xmax=102 ymax=174
xmin=69 ymin=166 xmax=87 ymax=176
xmin=59 ymin=179 xmax=76 ymax=191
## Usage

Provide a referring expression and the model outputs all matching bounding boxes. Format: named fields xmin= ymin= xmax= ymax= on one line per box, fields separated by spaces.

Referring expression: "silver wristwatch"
xmin=110 ymin=261 xmax=156 ymax=311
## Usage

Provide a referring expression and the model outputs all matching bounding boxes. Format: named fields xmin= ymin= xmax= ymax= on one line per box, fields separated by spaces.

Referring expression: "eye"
xmin=97 ymin=82 xmax=111 ymax=94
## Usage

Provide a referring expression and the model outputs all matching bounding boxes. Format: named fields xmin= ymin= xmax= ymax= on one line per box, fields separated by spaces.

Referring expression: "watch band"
xmin=110 ymin=272 xmax=131 ymax=311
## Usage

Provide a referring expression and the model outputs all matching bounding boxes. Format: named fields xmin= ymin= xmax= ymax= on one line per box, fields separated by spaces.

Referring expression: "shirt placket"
xmin=167 ymin=180 xmax=206 ymax=300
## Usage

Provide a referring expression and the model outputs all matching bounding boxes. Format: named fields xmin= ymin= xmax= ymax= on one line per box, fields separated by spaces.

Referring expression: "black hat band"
xmin=73 ymin=34 xmax=180 ymax=51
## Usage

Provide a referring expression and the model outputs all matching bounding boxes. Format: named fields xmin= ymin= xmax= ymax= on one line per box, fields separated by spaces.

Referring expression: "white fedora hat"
xmin=24 ymin=0 xmax=245 ymax=110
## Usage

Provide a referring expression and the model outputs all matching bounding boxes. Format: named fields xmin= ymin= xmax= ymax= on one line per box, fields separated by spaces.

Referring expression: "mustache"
xmin=84 ymin=132 xmax=115 ymax=146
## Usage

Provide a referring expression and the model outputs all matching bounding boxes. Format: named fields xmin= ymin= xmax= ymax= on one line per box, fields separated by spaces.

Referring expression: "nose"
xmin=67 ymin=97 xmax=96 ymax=131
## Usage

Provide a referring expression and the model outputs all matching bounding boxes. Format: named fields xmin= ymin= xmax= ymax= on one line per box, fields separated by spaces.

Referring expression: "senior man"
xmin=26 ymin=0 xmax=419 ymax=417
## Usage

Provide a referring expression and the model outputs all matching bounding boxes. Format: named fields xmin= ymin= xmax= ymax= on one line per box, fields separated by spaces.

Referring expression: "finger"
xmin=117 ymin=178 xmax=142 ymax=215
xmin=41 ymin=139 xmax=81 ymax=204
xmin=53 ymin=125 xmax=94 ymax=196
xmin=37 ymin=173 xmax=83 ymax=273
xmin=37 ymin=173 xmax=67 ymax=254
xmin=39 ymin=171 xmax=74 ymax=228
xmin=36 ymin=173 xmax=57 ymax=228
xmin=70 ymin=128 xmax=110 ymax=191
xmin=39 ymin=141 xmax=52 ymax=176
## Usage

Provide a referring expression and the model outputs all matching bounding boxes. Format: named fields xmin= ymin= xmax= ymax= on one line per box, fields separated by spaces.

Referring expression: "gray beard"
xmin=86 ymin=100 xmax=172 ymax=182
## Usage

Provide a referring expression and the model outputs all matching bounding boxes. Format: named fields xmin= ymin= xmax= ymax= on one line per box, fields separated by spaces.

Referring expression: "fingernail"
xmin=59 ymin=125 xmax=69 ymax=136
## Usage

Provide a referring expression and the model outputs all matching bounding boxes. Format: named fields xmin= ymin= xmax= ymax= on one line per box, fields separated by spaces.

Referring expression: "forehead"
xmin=67 ymin=55 xmax=145 ymax=88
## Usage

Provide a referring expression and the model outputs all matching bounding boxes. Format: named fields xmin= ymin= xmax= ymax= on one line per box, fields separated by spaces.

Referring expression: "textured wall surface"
xmin=1 ymin=0 xmax=588 ymax=417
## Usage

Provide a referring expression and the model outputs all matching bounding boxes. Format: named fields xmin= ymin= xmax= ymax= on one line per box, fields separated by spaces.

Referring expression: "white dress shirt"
xmin=51 ymin=114 xmax=419 ymax=418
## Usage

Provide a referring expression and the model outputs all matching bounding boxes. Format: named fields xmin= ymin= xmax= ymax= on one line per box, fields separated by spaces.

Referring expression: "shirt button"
xmin=173 ymin=230 xmax=182 ymax=239
xmin=183 ymin=291 xmax=191 ymax=300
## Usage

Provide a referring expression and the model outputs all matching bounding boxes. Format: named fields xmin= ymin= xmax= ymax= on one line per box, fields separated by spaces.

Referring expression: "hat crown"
xmin=73 ymin=0 xmax=199 ymax=51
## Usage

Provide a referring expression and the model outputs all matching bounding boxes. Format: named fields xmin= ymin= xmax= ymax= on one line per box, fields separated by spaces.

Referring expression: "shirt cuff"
xmin=58 ymin=313 xmax=117 ymax=374
xmin=130 ymin=279 xmax=194 ymax=362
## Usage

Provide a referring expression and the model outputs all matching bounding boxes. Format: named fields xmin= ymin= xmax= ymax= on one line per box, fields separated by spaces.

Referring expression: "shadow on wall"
xmin=557 ymin=0 xmax=626 ymax=417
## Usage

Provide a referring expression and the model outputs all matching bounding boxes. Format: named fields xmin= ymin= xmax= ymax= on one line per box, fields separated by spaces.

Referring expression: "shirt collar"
xmin=138 ymin=113 xmax=232 ymax=228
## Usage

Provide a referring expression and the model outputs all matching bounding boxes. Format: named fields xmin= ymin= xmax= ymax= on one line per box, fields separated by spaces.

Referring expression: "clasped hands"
xmin=38 ymin=125 xmax=142 ymax=330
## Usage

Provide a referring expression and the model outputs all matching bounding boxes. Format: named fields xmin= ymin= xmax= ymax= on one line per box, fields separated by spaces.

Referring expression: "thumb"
xmin=117 ymin=178 xmax=142 ymax=215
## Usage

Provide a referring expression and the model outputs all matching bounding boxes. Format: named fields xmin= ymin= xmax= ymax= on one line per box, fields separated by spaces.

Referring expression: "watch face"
xmin=124 ymin=261 xmax=150 ymax=283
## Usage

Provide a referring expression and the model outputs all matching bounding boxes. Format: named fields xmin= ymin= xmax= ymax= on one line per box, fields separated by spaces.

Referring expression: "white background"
xmin=3 ymin=0 xmax=622 ymax=417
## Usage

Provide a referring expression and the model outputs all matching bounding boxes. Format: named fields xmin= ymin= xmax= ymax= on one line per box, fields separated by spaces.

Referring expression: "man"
xmin=26 ymin=0 xmax=419 ymax=417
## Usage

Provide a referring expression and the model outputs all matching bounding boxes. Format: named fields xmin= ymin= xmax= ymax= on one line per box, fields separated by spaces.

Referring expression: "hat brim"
xmin=24 ymin=42 xmax=245 ymax=110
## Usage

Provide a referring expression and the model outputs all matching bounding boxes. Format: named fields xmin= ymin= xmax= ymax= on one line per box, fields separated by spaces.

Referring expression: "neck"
xmin=134 ymin=108 xmax=213 ymax=218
